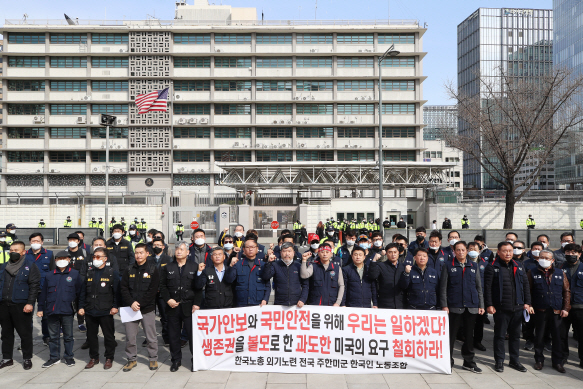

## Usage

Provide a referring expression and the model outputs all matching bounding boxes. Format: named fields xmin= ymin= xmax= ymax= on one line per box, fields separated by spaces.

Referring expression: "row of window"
xmin=7 ymin=104 xmax=129 ymax=115
xmin=6 ymin=151 xmax=126 ymax=163
xmin=3 ymin=174 xmax=129 ymax=187
xmin=174 ymin=80 xmax=414 ymax=91
xmin=7 ymin=80 xmax=129 ymax=92
xmin=174 ymin=56 xmax=414 ymax=68
xmin=7 ymin=57 xmax=128 ymax=68
xmin=172 ymin=103 xmax=415 ymax=115
xmin=7 ymin=33 xmax=128 ymax=44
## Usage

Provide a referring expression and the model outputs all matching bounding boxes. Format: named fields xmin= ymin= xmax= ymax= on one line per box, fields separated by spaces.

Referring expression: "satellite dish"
xmin=64 ymin=13 xmax=77 ymax=25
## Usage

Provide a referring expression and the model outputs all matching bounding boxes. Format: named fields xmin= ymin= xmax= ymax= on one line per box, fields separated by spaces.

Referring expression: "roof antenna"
xmin=22 ymin=13 xmax=28 ymax=23
xmin=315 ymin=0 xmax=318 ymax=20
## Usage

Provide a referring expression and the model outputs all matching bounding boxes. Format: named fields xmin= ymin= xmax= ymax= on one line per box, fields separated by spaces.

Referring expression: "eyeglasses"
xmin=513 ymin=247 xmax=524 ymax=250
xmin=245 ymin=245 xmax=258 ymax=249
xmin=224 ymin=241 xmax=233 ymax=244
xmin=92 ymin=255 xmax=106 ymax=260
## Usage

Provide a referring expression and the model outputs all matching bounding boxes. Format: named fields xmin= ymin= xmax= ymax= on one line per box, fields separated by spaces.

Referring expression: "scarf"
xmin=5 ymin=255 xmax=25 ymax=276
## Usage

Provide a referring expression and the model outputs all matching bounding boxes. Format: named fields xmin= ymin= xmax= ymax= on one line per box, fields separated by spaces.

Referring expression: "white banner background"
xmin=192 ymin=305 xmax=450 ymax=374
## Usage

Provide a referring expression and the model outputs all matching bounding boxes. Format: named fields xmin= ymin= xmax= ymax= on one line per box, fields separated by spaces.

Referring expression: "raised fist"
xmin=405 ymin=265 xmax=412 ymax=273
xmin=269 ymin=243 xmax=274 ymax=250
xmin=198 ymin=262 xmax=206 ymax=272
xmin=233 ymin=247 xmax=241 ymax=253
xmin=373 ymin=253 xmax=381 ymax=262
xmin=268 ymin=254 xmax=276 ymax=262
xmin=230 ymin=257 xmax=239 ymax=267
xmin=302 ymin=251 xmax=312 ymax=262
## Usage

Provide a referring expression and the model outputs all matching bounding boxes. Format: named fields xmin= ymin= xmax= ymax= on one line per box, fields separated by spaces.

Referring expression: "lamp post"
xmin=378 ymin=44 xmax=400 ymax=233
xmin=99 ymin=114 xmax=117 ymax=239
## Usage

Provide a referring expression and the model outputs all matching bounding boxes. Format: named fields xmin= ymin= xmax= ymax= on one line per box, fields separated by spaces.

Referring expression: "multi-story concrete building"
xmin=0 ymin=1 xmax=455 ymax=230
xmin=457 ymin=7 xmax=553 ymax=190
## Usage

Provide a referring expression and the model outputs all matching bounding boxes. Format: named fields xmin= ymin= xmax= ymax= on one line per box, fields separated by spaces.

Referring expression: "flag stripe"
xmin=135 ymin=88 xmax=169 ymax=114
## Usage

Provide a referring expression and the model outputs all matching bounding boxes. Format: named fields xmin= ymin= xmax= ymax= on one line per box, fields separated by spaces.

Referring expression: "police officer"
xmin=293 ymin=220 xmax=303 ymax=245
xmin=175 ymin=222 xmax=185 ymax=241
xmin=125 ymin=225 xmax=143 ymax=250
xmin=5 ymin=224 xmax=17 ymax=245
xmin=461 ymin=215 xmax=470 ymax=229
xmin=89 ymin=217 xmax=97 ymax=229
xmin=321 ymin=225 xmax=338 ymax=246
xmin=580 ymin=219 xmax=583 ymax=230
xmin=262 ymin=243 xmax=309 ymax=307
xmin=560 ymin=243 xmax=583 ymax=369
xmin=0 ymin=241 xmax=40 ymax=370
xmin=342 ymin=245 xmax=378 ymax=308
xmin=484 ymin=241 xmax=531 ymax=373
xmin=195 ymin=247 xmax=236 ymax=309
xmin=63 ymin=217 xmax=72 ymax=228
xmin=109 ymin=218 xmax=116 ymax=235
xmin=369 ymin=243 xmax=406 ymax=309
xmin=96 ymin=218 xmax=104 ymax=237
xmin=159 ymin=241 xmax=201 ymax=372
xmin=526 ymin=215 xmax=536 ymax=230
xmin=230 ymin=237 xmax=271 ymax=308
xmin=528 ymin=250 xmax=570 ymax=373
xmin=120 ymin=217 xmax=127 ymax=233
xmin=38 ymin=219 xmax=46 ymax=228
xmin=78 ymin=247 xmax=119 ymax=370
xmin=106 ymin=224 xmax=135 ymax=278
xmin=301 ymin=243 xmax=344 ymax=307
xmin=0 ymin=233 xmax=9 ymax=264
xmin=138 ymin=218 xmax=148 ymax=235
xmin=399 ymin=248 xmax=439 ymax=310
xmin=440 ymin=241 xmax=485 ymax=373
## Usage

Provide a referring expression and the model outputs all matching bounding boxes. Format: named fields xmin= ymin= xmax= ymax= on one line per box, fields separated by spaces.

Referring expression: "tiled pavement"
xmin=0 ymin=314 xmax=582 ymax=389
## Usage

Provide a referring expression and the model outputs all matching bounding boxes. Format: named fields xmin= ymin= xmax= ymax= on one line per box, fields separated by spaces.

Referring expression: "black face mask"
xmin=9 ymin=252 xmax=21 ymax=263
xmin=79 ymin=240 xmax=84 ymax=247
xmin=153 ymin=247 xmax=163 ymax=255
xmin=416 ymin=235 xmax=424 ymax=242
xmin=397 ymin=246 xmax=405 ymax=253
xmin=565 ymin=254 xmax=579 ymax=264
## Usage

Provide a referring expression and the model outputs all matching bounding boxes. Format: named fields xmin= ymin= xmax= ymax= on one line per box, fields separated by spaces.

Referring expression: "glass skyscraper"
xmin=457 ymin=8 xmax=553 ymax=189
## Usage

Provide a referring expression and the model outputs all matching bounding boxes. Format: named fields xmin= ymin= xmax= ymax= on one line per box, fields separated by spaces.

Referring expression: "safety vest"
xmin=97 ymin=222 xmax=104 ymax=230
xmin=293 ymin=222 xmax=302 ymax=231
xmin=38 ymin=222 xmax=46 ymax=228
xmin=137 ymin=221 xmax=148 ymax=230
xmin=89 ymin=221 xmax=98 ymax=228
xmin=461 ymin=218 xmax=470 ymax=226
xmin=109 ymin=222 xmax=116 ymax=229
xmin=526 ymin=218 xmax=535 ymax=227
xmin=64 ymin=220 xmax=72 ymax=228
xmin=0 ymin=246 xmax=9 ymax=264
xmin=580 ymin=220 xmax=583 ymax=229
xmin=176 ymin=224 xmax=185 ymax=233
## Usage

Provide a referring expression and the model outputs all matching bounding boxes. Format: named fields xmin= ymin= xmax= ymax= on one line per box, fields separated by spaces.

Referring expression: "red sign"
xmin=190 ymin=221 xmax=200 ymax=229
xmin=270 ymin=221 xmax=279 ymax=229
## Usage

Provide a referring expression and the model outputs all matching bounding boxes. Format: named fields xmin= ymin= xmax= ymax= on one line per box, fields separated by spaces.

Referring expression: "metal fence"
xmin=5 ymin=19 xmax=418 ymax=26
xmin=10 ymin=228 xmax=101 ymax=245
xmin=460 ymin=190 xmax=583 ymax=203
xmin=0 ymin=192 xmax=165 ymax=205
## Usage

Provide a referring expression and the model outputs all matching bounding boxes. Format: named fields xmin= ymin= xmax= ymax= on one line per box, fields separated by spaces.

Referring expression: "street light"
xmin=99 ymin=114 xmax=117 ymax=239
xmin=378 ymin=44 xmax=400 ymax=234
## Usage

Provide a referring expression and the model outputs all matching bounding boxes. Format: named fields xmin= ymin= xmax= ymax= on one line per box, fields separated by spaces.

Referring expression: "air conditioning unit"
xmin=339 ymin=120 xmax=345 ymax=124
xmin=350 ymin=120 xmax=356 ymax=124
xmin=101 ymin=145 xmax=105 ymax=149
xmin=368 ymin=96 xmax=372 ymax=100
xmin=361 ymin=97 xmax=366 ymax=100
xmin=310 ymin=48 xmax=319 ymax=53
xmin=303 ymin=121 xmax=308 ymax=124
xmin=295 ymin=96 xmax=300 ymax=100
xmin=36 ymin=169 xmax=41 ymax=173
xmin=33 ymin=116 xmax=45 ymax=124
xmin=175 ymin=94 xmax=182 ymax=100
xmin=233 ymin=142 xmax=240 ymax=147
xmin=188 ymin=118 xmax=197 ymax=124
xmin=215 ymin=48 xmax=221 ymax=53
xmin=111 ymin=169 xmax=117 ymax=173
xmin=317 ymin=145 xmax=321 ymax=148
xmin=119 ymin=49 xmax=128 ymax=53
xmin=355 ymin=97 xmax=359 ymax=100
xmin=83 ymin=95 xmax=92 ymax=101
xmin=200 ymin=169 xmax=205 ymax=173
xmin=358 ymin=49 xmax=363 ymax=52
xmin=273 ymin=120 xmax=279 ymax=124
xmin=116 ymin=118 xmax=124 ymax=125
xmin=345 ymin=144 xmax=350 ymax=148
xmin=325 ymin=145 xmax=330 ymax=148
xmin=280 ymin=120 xmax=285 ymax=124
xmin=353 ymin=145 xmax=359 ymax=148
xmin=243 ymin=144 xmax=248 ymax=148
xmin=200 ymin=118 xmax=208 ymax=124
xmin=177 ymin=118 xmax=186 ymax=124
xmin=77 ymin=116 xmax=86 ymax=124
xmin=50 ymin=169 xmax=55 ymax=173
xmin=191 ymin=169 xmax=196 ymax=173
xmin=297 ymin=121 xmax=301 ymax=124
xmin=93 ymin=167 xmax=99 ymax=172
xmin=243 ymin=97 xmax=248 ymax=101
xmin=263 ymin=144 xmax=268 ymax=148
xmin=174 ymin=145 xmax=179 ymax=149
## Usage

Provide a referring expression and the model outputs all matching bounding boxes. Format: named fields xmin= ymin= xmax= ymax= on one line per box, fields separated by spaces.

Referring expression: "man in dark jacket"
xmin=106 ymin=224 xmax=135 ymax=277
xmin=78 ymin=247 xmax=119 ymax=370
xmin=189 ymin=229 xmax=213 ymax=266
xmin=337 ymin=229 xmax=357 ymax=267
xmin=231 ymin=238 xmax=271 ymax=307
xmin=408 ymin=227 xmax=429 ymax=254
xmin=120 ymin=243 xmax=160 ymax=372
xmin=342 ymin=246 xmax=377 ymax=308
xmin=553 ymin=232 xmax=574 ymax=267
xmin=369 ymin=243 xmax=405 ymax=309
xmin=559 ymin=243 xmax=583 ymax=368
xmin=261 ymin=243 xmax=309 ymax=306
xmin=484 ymin=242 xmax=531 ymax=373
xmin=442 ymin=218 xmax=452 ymax=229
xmin=159 ymin=241 xmax=202 ymax=372
xmin=397 ymin=217 xmax=407 ymax=229
xmin=474 ymin=235 xmax=493 ymax=263
xmin=148 ymin=238 xmax=172 ymax=347
xmin=195 ymin=247 xmax=236 ymax=309
xmin=0 ymin=241 xmax=40 ymax=370
xmin=399 ymin=248 xmax=439 ymax=310
xmin=301 ymin=243 xmax=344 ymax=307
xmin=37 ymin=250 xmax=83 ymax=368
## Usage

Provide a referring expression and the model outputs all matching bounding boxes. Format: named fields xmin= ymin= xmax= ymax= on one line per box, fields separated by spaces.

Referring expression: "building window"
xmin=338 ymin=104 xmax=374 ymax=115
xmin=423 ymin=151 xmax=442 ymax=159
xmin=8 ymin=104 xmax=45 ymax=115
xmin=257 ymin=151 xmax=292 ymax=162
xmin=256 ymin=128 xmax=292 ymax=138
xmin=91 ymin=151 xmax=128 ymax=162
xmin=91 ymin=127 xmax=128 ymax=139
xmin=337 ymin=34 xmax=373 ymax=44
xmin=256 ymin=104 xmax=293 ymax=115
xmin=338 ymin=128 xmax=374 ymax=138
xmin=8 ymin=33 xmax=45 ymax=44
xmin=49 ymin=151 xmax=85 ymax=162
xmin=173 ymin=34 xmax=210 ymax=44
xmin=173 ymin=128 xmax=210 ymax=138
xmin=8 ymin=80 xmax=45 ymax=91
xmin=50 ymin=56 xmax=87 ymax=68
xmin=296 ymin=128 xmax=334 ymax=138
xmin=297 ymin=34 xmax=333 ymax=44
xmin=338 ymin=151 xmax=375 ymax=161
xmin=214 ymin=57 xmax=252 ymax=68
xmin=90 ymin=175 xmax=128 ymax=186
xmin=214 ymin=128 xmax=251 ymax=138
xmin=297 ymin=104 xmax=333 ymax=115
xmin=337 ymin=57 xmax=374 ymax=67
xmin=174 ymin=104 xmax=210 ymax=115
xmin=256 ymin=81 xmax=292 ymax=91
xmin=383 ymin=128 xmax=416 ymax=137
xmin=296 ymin=57 xmax=332 ymax=67
xmin=380 ymin=57 xmax=415 ymax=67
xmin=49 ymin=34 xmax=87 ymax=44
xmin=382 ymin=104 xmax=415 ymax=114
xmin=378 ymin=33 xmax=415 ymax=44
xmin=382 ymin=80 xmax=415 ymax=91
xmin=214 ymin=81 xmax=251 ymax=91
xmin=50 ymin=128 xmax=87 ymax=138
xmin=256 ymin=57 xmax=292 ymax=68
xmin=91 ymin=57 xmax=128 ymax=68
xmin=7 ymin=151 xmax=44 ymax=162
xmin=445 ymin=157 xmax=460 ymax=162
xmin=296 ymin=151 xmax=334 ymax=161
xmin=296 ymin=80 xmax=333 ymax=91
xmin=337 ymin=81 xmax=374 ymax=91
xmin=91 ymin=33 xmax=129 ymax=44
xmin=8 ymin=56 xmax=45 ymax=67
xmin=385 ymin=150 xmax=416 ymax=161
xmin=174 ymin=57 xmax=211 ymax=68
xmin=173 ymin=175 xmax=211 ymax=186
xmin=173 ymin=151 xmax=211 ymax=162
xmin=50 ymin=81 xmax=87 ymax=91
xmin=50 ymin=104 xmax=87 ymax=115
xmin=215 ymin=151 xmax=251 ymax=162
xmin=256 ymin=34 xmax=292 ymax=44
xmin=454 ymin=182 xmax=461 ymax=188
xmin=91 ymin=81 xmax=128 ymax=91
xmin=214 ymin=34 xmax=251 ymax=44
xmin=8 ymin=128 xmax=45 ymax=139
xmin=214 ymin=104 xmax=251 ymax=115
xmin=92 ymin=104 xmax=128 ymax=114
xmin=174 ymin=80 xmax=210 ymax=91
xmin=5 ymin=175 xmax=44 ymax=186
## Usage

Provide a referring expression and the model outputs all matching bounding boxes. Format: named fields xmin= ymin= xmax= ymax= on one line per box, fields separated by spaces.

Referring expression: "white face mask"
xmin=538 ymin=258 xmax=552 ymax=268
xmin=327 ymin=231 xmax=334 ymax=236
xmin=429 ymin=246 xmax=440 ymax=251
xmin=311 ymin=244 xmax=320 ymax=249
xmin=562 ymin=242 xmax=570 ymax=248
xmin=449 ymin=239 xmax=458 ymax=246
xmin=10 ymin=230 xmax=16 ymax=234
xmin=0 ymin=238 xmax=5 ymax=242
xmin=373 ymin=241 xmax=382 ymax=247
xmin=224 ymin=243 xmax=234 ymax=250
xmin=92 ymin=260 xmax=104 ymax=268
xmin=195 ymin=238 xmax=205 ymax=246
xmin=234 ymin=232 xmax=243 ymax=238
xmin=146 ymin=236 xmax=153 ymax=243
xmin=112 ymin=232 xmax=122 ymax=240
xmin=68 ymin=241 xmax=78 ymax=248
xmin=513 ymin=248 xmax=524 ymax=256
xmin=531 ymin=250 xmax=541 ymax=257
xmin=129 ymin=230 xmax=136 ymax=236
xmin=542 ymin=243 xmax=548 ymax=249
xmin=30 ymin=243 xmax=42 ymax=251
xmin=507 ymin=240 xmax=514 ymax=244
xmin=468 ymin=251 xmax=479 ymax=259
xmin=56 ymin=259 xmax=69 ymax=268
xmin=346 ymin=240 xmax=355 ymax=246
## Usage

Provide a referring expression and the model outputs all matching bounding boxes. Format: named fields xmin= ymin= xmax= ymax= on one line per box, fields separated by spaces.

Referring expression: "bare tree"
xmin=444 ymin=66 xmax=583 ymax=228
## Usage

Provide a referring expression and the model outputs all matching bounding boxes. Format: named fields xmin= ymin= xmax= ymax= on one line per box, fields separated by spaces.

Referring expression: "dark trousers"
xmin=560 ymin=308 xmax=583 ymax=361
xmin=522 ymin=315 xmax=535 ymax=341
xmin=156 ymin=295 xmax=169 ymax=344
xmin=168 ymin=309 xmax=193 ymax=363
xmin=449 ymin=310 xmax=477 ymax=364
xmin=474 ymin=313 xmax=485 ymax=344
xmin=0 ymin=303 xmax=33 ymax=360
xmin=533 ymin=308 xmax=563 ymax=365
xmin=47 ymin=314 xmax=74 ymax=361
xmin=493 ymin=309 xmax=522 ymax=364
xmin=85 ymin=314 xmax=116 ymax=360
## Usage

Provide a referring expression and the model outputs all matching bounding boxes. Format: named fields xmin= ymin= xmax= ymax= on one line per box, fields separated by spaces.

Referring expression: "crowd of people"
xmin=0 ymin=221 xmax=581 ymax=376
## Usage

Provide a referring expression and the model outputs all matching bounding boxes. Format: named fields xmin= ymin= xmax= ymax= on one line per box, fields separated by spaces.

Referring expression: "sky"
xmin=0 ymin=0 xmax=554 ymax=105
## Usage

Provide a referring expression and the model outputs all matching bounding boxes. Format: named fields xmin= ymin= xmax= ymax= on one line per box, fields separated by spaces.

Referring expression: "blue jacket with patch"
xmin=38 ymin=266 xmax=83 ymax=315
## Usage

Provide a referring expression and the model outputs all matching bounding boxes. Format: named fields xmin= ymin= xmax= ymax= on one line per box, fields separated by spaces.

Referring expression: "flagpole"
xmin=170 ymin=81 xmax=174 ymax=204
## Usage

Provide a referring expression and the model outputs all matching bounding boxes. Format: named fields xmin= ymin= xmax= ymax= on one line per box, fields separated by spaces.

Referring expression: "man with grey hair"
xmin=261 ymin=242 xmax=309 ymax=306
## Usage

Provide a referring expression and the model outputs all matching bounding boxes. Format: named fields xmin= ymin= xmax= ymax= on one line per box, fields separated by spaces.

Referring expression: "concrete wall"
xmin=428 ymin=202 xmax=583 ymax=229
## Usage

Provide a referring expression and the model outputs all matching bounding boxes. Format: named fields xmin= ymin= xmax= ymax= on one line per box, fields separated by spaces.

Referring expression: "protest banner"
xmin=192 ymin=305 xmax=450 ymax=374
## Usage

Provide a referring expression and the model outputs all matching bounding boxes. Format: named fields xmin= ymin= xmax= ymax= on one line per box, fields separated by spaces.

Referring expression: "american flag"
xmin=135 ymin=88 xmax=169 ymax=114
